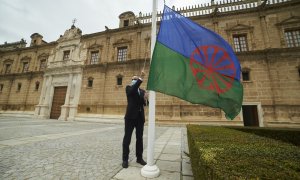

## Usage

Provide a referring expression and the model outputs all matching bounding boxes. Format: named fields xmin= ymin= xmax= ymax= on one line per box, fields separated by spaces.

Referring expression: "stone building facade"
xmin=0 ymin=0 xmax=299 ymax=127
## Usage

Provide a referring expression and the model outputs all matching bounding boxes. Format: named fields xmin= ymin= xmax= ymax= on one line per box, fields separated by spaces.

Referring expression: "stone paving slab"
xmin=158 ymin=153 xmax=181 ymax=162
xmin=156 ymin=160 xmax=181 ymax=172
xmin=0 ymin=116 xmax=194 ymax=180
xmin=112 ymin=126 xmax=194 ymax=180
xmin=151 ymin=171 xmax=181 ymax=180
xmin=162 ymin=145 xmax=181 ymax=154
xmin=114 ymin=166 xmax=146 ymax=180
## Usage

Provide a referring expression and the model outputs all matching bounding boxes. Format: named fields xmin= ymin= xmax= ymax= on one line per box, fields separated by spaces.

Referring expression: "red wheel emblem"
xmin=190 ymin=45 xmax=237 ymax=94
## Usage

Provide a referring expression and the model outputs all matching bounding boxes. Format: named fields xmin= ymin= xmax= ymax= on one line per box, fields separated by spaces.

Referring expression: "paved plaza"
xmin=0 ymin=116 xmax=193 ymax=180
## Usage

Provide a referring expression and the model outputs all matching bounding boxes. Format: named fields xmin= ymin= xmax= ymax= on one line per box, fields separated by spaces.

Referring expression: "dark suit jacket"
xmin=124 ymin=79 xmax=147 ymax=121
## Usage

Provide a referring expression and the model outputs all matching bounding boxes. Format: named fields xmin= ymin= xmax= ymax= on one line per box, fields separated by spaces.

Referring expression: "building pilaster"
xmin=59 ymin=74 xmax=73 ymax=121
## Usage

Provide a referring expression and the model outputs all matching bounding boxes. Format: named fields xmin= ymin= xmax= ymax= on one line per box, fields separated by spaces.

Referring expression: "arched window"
xmin=17 ymin=83 xmax=22 ymax=92
xmin=116 ymin=74 xmax=123 ymax=86
xmin=87 ymin=77 xmax=94 ymax=88
xmin=35 ymin=81 xmax=40 ymax=91
xmin=242 ymin=68 xmax=250 ymax=81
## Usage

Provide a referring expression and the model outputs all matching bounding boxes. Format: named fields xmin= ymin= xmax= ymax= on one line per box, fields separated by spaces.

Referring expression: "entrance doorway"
xmin=242 ymin=105 xmax=259 ymax=127
xmin=50 ymin=86 xmax=67 ymax=119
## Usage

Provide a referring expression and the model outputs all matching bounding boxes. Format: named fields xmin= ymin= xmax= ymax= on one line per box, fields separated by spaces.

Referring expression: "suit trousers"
xmin=122 ymin=113 xmax=144 ymax=161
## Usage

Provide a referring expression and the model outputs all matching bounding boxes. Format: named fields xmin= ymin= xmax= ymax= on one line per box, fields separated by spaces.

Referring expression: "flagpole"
xmin=141 ymin=0 xmax=160 ymax=178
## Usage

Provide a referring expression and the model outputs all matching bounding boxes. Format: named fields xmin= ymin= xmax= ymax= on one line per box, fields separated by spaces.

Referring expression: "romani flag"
xmin=147 ymin=5 xmax=243 ymax=120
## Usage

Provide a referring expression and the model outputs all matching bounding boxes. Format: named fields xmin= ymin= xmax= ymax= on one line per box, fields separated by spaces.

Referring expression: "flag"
xmin=147 ymin=5 xmax=243 ymax=120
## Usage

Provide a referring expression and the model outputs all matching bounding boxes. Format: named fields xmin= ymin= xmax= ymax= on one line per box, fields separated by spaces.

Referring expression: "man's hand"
xmin=144 ymin=91 xmax=149 ymax=102
xmin=144 ymin=91 xmax=148 ymax=99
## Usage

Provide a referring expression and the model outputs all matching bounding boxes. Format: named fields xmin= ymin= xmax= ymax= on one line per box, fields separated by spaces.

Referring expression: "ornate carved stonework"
xmin=113 ymin=38 xmax=132 ymax=47
xmin=58 ymin=25 xmax=82 ymax=42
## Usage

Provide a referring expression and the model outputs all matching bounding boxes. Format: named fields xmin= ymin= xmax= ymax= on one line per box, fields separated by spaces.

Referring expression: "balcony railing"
xmin=137 ymin=0 xmax=292 ymax=24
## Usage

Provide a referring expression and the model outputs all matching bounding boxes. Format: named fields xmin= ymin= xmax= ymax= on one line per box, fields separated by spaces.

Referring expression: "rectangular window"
xmin=5 ymin=64 xmax=11 ymax=74
xmin=90 ymin=51 xmax=99 ymax=64
xmin=285 ymin=29 xmax=300 ymax=48
xmin=40 ymin=59 xmax=46 ymax=71
xmin=124 ymin=20 xmax=129 ymax=27
xmin=63 ymin=50 xmax=70 ymax=60
xmin=233 ymin=34 xmax=248 ymax=52
xmin=117 ymin=47 xmax=127 ymax=62
xmin=22 ymin=62 xmax=29 ymax=72
xmin=0 ymin=84 xmax=3 ymax=92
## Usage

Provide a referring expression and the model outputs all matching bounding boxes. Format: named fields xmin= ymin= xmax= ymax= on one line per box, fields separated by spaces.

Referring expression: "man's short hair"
xmin=132 ymin=76 xmax=138 ymax=80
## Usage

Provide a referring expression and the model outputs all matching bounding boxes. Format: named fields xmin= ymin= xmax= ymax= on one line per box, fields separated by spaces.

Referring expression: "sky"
xmin=0 ymin=0 xmax=211 ymax=46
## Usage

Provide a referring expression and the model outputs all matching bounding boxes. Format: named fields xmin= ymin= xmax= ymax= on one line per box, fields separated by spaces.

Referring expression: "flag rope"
xmin=141 ymin=39 xmax=150 ymax=75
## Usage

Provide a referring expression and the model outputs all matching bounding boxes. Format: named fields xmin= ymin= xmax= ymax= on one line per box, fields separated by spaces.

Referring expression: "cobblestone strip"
xmin=0 ymin=126 xmax=122 ymax=146
xmin=0 ymin=124 xmax=47 ymax=130
xmin=0 ymin=120 xmax=41 ymax=124
xmin=0 ymin=123 xmax=72 ymax=130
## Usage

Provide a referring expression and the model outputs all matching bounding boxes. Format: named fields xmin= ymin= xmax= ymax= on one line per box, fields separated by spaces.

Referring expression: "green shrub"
xmin=187 ymin=125 xmax=300 ymax=180
xmin=228 ymin=126 xmax=300 ymax=146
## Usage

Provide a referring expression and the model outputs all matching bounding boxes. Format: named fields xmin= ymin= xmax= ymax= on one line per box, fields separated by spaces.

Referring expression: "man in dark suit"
xmin=122 ymin=73 xmax=148 ymax=168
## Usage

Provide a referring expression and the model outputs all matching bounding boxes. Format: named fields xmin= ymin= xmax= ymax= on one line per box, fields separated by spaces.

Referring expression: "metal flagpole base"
xmin=141 ymin=164 xmax=160 ymax=178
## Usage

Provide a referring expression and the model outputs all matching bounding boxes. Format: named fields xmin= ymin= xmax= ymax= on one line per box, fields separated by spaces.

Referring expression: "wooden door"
xmin=242 ymin=105 xmax=259 ymax=127
xmin=50 ymin=86 xmax=67 ymax=119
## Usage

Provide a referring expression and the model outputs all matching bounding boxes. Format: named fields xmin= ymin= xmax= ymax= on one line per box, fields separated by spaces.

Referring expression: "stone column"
xmin=100 ymin=66 xmax=107 ymax=114
xmin=34 ymin=80 xmax=44 ymax=117
xmin=137 ymin=31 xmax=141 ymax=59
xmin=59 ymin=74 xmax=73 ymax=121
xmin=5 ymin=78 xmax=14 ymax=107
xmin=38 ymin=75 xmax=48 ymax=105
xmin=213 ymin=19 xmax=219 ymax=34
xmin=35 ymin=75 xmax=52 ymax=119
xmin=171 ymin=99 xmax=182 ymax=121
xmin=23 ymin=74 xmax=32 ymax=110
xmin=259 ymin=13 xmax=270 ymax=49
xmin=44 ymin=76 xmax=53 ymax=118
xmin=68 ymin=73 xmax=82 ymax=121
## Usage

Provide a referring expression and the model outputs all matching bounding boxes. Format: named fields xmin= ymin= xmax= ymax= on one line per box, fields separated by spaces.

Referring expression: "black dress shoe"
xmin=122 ymin=161 xmax=128 ymax=168
xmin=136 ymin=159 xmax=147 ymax=166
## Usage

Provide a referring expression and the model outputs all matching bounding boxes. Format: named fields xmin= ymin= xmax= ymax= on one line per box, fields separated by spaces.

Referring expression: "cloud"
xmin=0 ymin=0 xmax=210 ymax=45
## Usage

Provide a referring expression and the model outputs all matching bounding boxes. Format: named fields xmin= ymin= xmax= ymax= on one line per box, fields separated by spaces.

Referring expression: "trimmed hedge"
xmin=187 ymin=125 xmax=300 ymax=179
xmin=228 ymin=126 xmax=300 ymax=146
